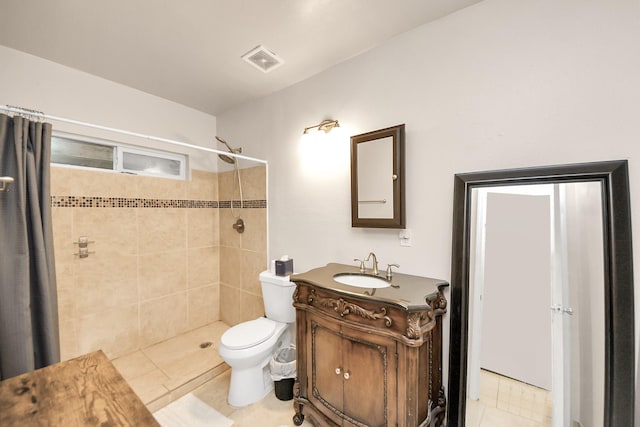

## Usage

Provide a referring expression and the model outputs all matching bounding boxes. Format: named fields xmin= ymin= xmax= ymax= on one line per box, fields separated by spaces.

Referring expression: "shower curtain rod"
xmin=0 ymin=104 xmax=267 ymax=165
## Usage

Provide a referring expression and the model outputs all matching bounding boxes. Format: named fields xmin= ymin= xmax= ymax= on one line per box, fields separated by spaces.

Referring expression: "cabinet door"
xmin=342 ymin=328 xmax=396 ymax=427
xmin=309 ymin=316 xmax=344 ymax=425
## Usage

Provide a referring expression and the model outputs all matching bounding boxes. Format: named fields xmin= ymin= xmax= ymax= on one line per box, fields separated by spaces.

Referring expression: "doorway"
xmin=466 ymin=183 xmax=604 ymax=427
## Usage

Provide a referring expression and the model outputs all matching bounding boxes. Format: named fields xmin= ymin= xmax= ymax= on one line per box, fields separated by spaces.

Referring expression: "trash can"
xmin=270 ymin=345 xmax=296 ymax=401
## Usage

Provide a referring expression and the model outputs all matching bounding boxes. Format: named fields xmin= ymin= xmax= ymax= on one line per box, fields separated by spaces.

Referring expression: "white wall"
xmin=216 ymin=0 xmax=640 ymax=410
xmin=0 ymin=45 xmax=219 ymax=170
xmin=565 ymin=182 xmax=605 ymax=427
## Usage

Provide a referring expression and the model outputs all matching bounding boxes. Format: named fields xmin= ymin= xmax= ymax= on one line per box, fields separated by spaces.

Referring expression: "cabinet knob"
xmin=343 ymin=372 xmax=350 ymax=380
xmin=335 ymin=367 xmax=341 ymax=375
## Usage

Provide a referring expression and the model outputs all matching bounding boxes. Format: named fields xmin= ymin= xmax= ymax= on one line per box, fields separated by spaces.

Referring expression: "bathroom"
xmin=1 ymin=0 xmax=640 ymax=426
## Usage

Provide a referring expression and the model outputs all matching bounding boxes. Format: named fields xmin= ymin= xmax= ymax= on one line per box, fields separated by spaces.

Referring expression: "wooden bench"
xmin=0 ymin=350 xmax=159 ymax=426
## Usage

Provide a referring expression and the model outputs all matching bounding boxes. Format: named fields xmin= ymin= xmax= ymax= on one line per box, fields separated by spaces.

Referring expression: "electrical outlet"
xmin=399 ymin=229 xmax=412 ymax=247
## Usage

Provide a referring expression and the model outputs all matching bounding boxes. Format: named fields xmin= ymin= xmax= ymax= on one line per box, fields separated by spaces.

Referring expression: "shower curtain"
xmin=0 ymin=113 xmax=59 ymax=380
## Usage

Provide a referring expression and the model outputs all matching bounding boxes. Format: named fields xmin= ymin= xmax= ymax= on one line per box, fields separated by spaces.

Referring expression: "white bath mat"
xmin=154 ymin=393 xmax=234 ymax=427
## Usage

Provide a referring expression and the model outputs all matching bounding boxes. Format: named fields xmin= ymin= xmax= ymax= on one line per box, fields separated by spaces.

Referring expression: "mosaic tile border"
xmin=51 ymin=195 xmax=267 ymax=209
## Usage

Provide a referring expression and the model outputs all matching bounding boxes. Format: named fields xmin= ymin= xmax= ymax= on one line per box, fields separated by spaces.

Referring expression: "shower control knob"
xmin=232 ymin=218 xmax=245 ymax=233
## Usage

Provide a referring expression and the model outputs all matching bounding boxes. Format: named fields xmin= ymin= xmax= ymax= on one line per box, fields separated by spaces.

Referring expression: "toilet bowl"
xmin=217 ymin=271 xmax=296 ymax=407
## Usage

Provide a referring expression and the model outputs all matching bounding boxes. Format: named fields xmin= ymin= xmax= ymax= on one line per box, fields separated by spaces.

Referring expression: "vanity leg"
xmin=432 ymin=387 xmax=447 ymax=427
xmin=293 ymin=380 xmax=305 ymax=426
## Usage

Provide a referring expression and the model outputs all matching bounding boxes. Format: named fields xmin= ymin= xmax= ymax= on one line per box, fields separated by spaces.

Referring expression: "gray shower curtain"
xmin=0 ymin=113 xmax=59 ymax=380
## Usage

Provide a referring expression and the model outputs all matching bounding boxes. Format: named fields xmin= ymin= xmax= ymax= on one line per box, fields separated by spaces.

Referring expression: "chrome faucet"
xmin=365 ymin=252 xmax=379 ymax=276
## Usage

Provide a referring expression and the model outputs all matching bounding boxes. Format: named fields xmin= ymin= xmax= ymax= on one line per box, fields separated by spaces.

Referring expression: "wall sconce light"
xmin=303 ymin=119 xmax=340 ymax=134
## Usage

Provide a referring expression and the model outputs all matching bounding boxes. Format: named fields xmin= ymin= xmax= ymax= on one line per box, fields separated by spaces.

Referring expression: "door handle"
xmin=550 ymin=304 xmax=573 ymax=315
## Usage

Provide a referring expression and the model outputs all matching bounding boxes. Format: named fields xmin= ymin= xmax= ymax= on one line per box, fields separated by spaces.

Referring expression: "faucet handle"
xmin=354 ymin=258 xmax=366 ymax=273
xmin=386 ymin=263 xmax=400 ymax=279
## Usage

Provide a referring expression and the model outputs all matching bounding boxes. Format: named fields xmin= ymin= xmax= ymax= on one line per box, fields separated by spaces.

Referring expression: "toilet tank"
xmin=259 ymin=270 xmax=296 ymax=323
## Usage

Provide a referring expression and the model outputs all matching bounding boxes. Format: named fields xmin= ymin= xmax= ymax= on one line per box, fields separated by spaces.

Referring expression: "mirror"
xmin=350 ymin=124 xmax=405 ymax=228
xmin=448 ymin=160 xmax=635 ymax=427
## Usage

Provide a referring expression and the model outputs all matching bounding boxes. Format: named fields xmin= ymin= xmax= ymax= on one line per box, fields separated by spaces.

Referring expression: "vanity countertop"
xmin=291 ymin=262 xmax=448 ymax=311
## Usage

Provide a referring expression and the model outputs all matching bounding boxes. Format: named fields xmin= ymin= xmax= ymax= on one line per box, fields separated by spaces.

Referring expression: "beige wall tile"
xmin=140 ymin=293 xmax=188 ymax=347
xmin=77 ymin=304 xmax=139 ymax=359
xmin=55 ymin=261 xmax=75 ymax=291
xmin=219 ymin=246 xmax=241 ymax=288
xmin=188 ymin=285 xmax=219 ymax=329
xmin=241 ymin=250 xmax=267 ymax=295
xmin=51 ymin=164 xmax=232 ymax=360
xmin=240 ymin=291 xmax=265 ymax=323
xmin=138 ymin=175 xmax=186 ymax=200
xmin=187 ymin=208 xmax=218 ymax=248
xmin=52 ymin=207 xmax=74 ymax=264
xmin=188 ymin=247 xmax=219 ymax=288
xmin=187 ymin=170 xmax=217 ymax=200
xmin=239 ymin=208 xmax=266 ymax=252
xmin=219 ymin=284 xmax=241 ymax=326
xmin=240 ymin=166 xmax=266 ymax=200
xmin=50 ymin=166 xmax=73 ymax=195
xmin=56 ymin=262 xmax=76 ymax=324
xmin=57 ymin=282 xmax=76 ymax=324
xmin=139 ymin=250 xmax=187 ymax=301
xmin=217 ymin=170 xmax=235 ymax=201
xmin=58 ymin=318 xmax=78 ymax=362
xmin=219 ymin=209 xmax=241 ymax=248
xmin=73 ymin=207 xmax=137 ymax=256
xmin=75 ymin=254 xmax=138 ymax=316
xmin=71 ymin=168 xmax=138 ymax=198
xmin=138 ymin=208 xmax=187 ymax=254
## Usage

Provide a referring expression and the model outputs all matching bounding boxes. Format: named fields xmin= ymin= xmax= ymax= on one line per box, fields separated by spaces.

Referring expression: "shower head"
xmin=215 ymin=136 xmax=242 ymax=164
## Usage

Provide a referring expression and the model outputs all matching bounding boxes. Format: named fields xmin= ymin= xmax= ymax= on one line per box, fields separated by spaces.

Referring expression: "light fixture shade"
xmin=303 ymin=119 xmax=340 ymax=134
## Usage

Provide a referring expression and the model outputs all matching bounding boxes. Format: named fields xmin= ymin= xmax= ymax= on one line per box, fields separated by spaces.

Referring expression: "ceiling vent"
xmin=241 ymin=45 xmax=284 ymax=73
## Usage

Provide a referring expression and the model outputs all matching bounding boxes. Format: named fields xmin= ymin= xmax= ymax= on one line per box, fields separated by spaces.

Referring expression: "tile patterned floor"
xmin=192 ymin=370 xmax=313 ymax=427
xmin=466 ymin=369 xmax=552 ymax=427
xmin=115 ymin=322 xmax=553 ymax=426
xmin=111 ymin=320 xmax=312 ymax=425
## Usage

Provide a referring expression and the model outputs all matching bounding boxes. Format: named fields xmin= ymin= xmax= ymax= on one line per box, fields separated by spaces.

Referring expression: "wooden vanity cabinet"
xmin=292 ymin=279 xmax=448 ymax=427
xmin=308 ymin=311 xmax=397 ymax=426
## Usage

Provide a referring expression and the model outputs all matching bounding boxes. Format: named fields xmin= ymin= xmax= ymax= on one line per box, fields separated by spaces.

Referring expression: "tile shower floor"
xmin=111 ymin=321 xmax=312 ymax=426
xmin=111 ymin=321 xmax=230 ymax=413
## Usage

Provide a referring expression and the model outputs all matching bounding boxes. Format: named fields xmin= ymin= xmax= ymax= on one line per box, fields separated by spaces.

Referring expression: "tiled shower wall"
xmin=50 ymin=166 xmax=267 ymax=362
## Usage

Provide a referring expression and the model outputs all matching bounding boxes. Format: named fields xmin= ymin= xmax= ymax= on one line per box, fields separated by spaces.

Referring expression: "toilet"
xmin=218 ymin=270 xmax=296 ymax=407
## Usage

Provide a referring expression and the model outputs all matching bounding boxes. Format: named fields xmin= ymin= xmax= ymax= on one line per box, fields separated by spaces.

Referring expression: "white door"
xmin=480 ymin=191 xmax=552 ymax=390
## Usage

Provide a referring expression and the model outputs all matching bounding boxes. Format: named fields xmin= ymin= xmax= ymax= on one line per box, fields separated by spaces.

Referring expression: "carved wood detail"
xmin=308 ymin=288 xmax=393 ymax=327
xmin=406 ymin=311 xmax=426 ymax=339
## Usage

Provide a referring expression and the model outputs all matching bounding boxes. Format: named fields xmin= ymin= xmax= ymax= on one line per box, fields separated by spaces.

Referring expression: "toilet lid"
xmin=221 ymin=317 xmax=277 ymax=350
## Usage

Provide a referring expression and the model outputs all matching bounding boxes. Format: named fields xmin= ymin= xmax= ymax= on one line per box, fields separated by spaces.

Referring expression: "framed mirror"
xmin=350 ymin=124 xmax=405 ymax=228
xmin=448 ymin=160 xmax=634 ymax=427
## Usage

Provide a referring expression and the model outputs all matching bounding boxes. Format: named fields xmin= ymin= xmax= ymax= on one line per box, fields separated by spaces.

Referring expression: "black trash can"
xmin=274 ymin=377 xmax=295 ymax=401
xmin=270 ymin=345 xmax=296 ymax=401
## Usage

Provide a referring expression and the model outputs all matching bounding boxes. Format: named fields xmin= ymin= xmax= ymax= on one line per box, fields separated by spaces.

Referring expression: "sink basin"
xmin=333 ymin=273 xmax=390 ymax=288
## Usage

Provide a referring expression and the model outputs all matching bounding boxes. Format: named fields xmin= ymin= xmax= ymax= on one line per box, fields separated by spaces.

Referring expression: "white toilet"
xmin=218 ymin=270 xmax=296 ymax=407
